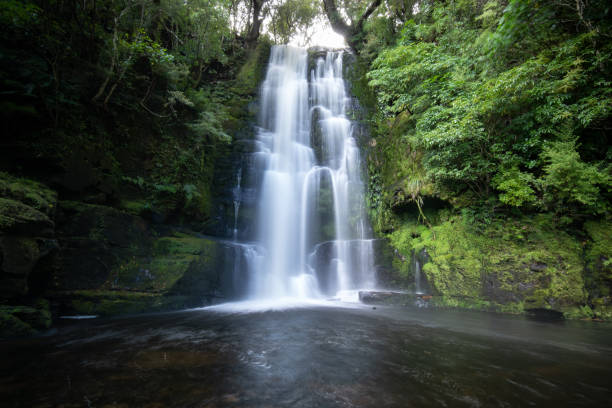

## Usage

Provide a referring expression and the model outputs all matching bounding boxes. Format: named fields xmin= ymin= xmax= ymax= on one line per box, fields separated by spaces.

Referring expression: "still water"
xmin=2 ymin=304 xmax=612 ymax=407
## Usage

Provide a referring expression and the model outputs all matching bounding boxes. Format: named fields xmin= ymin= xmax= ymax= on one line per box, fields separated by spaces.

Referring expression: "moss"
xmin=563 ymin=305 xmax=596 ymax=320
xmin=386 ymin=213 xmax=591 ymax=318
xmin=0 ymin=311 xmax=35 ymax=338
xmin=582 ymin=220 xmax=612 ymax=319
xmin=0 ymin=172 xmax=57 ymax=217
xmin=103 ymin=233 xmax=217 ymax=293
xmin=109 ymin=256 xmax=193 ymax=292
xmin=64 ymin=290 xmax=193 ymax=317
xmin=429 ymin=296 xmax=495 ymax=312
xmin=584 ymin=221 xmax=612 ymax=292
xmin=119 ymin=199 xmax=150 ymax=216
xmin=0 ymin=301 xmax=51 ymax=338
xmin=234 ymin=40 xmax=271 ymax=96
xmin=0 ymin=197 xmax=53 ymax=234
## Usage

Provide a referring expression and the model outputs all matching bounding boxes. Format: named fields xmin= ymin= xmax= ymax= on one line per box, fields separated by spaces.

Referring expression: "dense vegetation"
xmin=356 ymin=0 xmax=611 ymax=317
xmin=0 ymin=0 xmax=275 ymax=335
xmin=0 ymin=0 xmax=611 ymax=337
xmin=0 ymin=0 xmax=270 ymax=221
xmin=364 ymin=0 xmax=610 ymax=222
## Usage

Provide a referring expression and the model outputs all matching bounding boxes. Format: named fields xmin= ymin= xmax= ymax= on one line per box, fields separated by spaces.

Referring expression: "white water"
xmin=229 ymin=46 xmax=376 ymax=305
xmin=232 ymin=167 xmax=242 ymax=241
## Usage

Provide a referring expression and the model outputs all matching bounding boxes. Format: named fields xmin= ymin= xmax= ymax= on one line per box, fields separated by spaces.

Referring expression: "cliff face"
xmin=382 ymin=212 xmax=611 ymax=319
xmin=0 ymin=43 xmax=272 ymax=338
xmin=0 ymin=142 xmax=247 ymax=337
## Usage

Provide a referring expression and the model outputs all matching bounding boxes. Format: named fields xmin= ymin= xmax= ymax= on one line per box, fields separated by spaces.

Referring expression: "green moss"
xmin=0 ymin=301 xmax=51 ymax=338
xmin=0 ymin=172 xmax=57 ymax=217
xmin=563 ymin=305 xmax=596 ymax=320
xmin=386 ymin=213 xmax=590 ymax=318
xmin=104 ymin=233 xmax=217 ymax=292
xmin=582 ymin=220 xmax=612 ymax=319
xmin=65 ymin=290 xmax=193 ymax=317
xmin=234 ymin=41 xmax=271 ymax=96
xmin=0 ymin=197 xmax=53 ymax=234
xmin=429 ymin=296 xmax=494 ymax=312
xmin=119 ymin=199 xmax=150 ymax=216
xmin=153 ymin=233 xmax=215 ymax=256
xmin=0 ymin=311 xmax=35 ymax=338
xmin=584 ymin=221 xmax=612 ymax=292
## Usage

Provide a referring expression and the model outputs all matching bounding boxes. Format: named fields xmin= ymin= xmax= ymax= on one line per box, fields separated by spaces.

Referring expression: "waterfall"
xmin=232 ymin=167 xmax=242 ymax=241
xmin=244 ymin=45 xmax=375 ymax=300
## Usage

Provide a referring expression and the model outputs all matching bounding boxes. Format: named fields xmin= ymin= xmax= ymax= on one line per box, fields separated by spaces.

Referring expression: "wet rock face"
xmin=52 ymin=201 xmax=151 ymax=291
xmin=49 ymin=202 xmax=236 ymax=316
xmin=0 ymin=237 xmax=58 ymax=297
xmin=0 ymin=170 xmax=250 ymax=336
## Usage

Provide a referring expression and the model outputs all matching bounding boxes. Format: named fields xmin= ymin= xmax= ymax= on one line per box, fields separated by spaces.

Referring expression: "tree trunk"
xmin=246 ymin=0 xmax=266 ymax=48
xmin=322 ymin=0 xmax=382 ymax=51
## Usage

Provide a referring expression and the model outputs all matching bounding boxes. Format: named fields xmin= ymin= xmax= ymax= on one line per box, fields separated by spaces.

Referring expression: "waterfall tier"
xmin=235 ymin=45 xmax=375 ymax=300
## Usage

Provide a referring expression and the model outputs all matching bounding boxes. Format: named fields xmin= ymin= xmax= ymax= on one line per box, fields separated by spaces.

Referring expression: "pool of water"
xmin=2 ymin=303 xmax=611 ymax=407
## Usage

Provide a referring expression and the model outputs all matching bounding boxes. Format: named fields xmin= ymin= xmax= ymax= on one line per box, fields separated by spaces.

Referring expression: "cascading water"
xmin=239 ymin=45 xmax=375 ymax=301
xmin=232 ymin=167 xmax=242 ymax=241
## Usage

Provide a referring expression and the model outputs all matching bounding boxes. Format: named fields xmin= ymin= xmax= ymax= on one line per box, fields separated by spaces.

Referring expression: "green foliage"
xmin=541 ymin=139 xmax=609 ymax=214
xmin=492 ymin=166 xmax=537 ymax=207
xmin=267 ymin=0 xmax=320 ymax=44
xmin=0 ymin=0 xmax=41 ymax=28
xmin=120 ymin=28 xmax=175 ymax=67
xmin=66 ymin=290 xmax=191 ymax=317
xmin=0 ymin=0 xmax=272 ymax=227
xmin=0 ymin=172 xmax=57 ymax=216
xmin=365 ymin=0 xmax=611 ymax=231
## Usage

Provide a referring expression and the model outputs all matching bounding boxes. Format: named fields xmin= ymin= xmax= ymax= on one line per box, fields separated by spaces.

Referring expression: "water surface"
xmin=1 ymin=305 xmax=611 ymax=407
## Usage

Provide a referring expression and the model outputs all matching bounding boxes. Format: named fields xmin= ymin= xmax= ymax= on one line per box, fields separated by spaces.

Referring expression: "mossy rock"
xmin=52 ymin=201 xmax=151 ymax=291
xmin=0 ymin=301 xmax=52 ymax=338
xmin=583 ymin=220 xmax=612 ymax=319
xmin=109 ymin=233 xmax=219 ymax=293
xmin=51 ymin=201 xmax=225 ymax=315
xmin=0 ymin=311 xmax=36 ymax=338
xmin=387 ymin=214 xmax=590 ymax=318
xmin=153 ymin=233 xmax=214 ymax=256
xmin=57 ymin=200 xmax=149 ymax=247
xmin=0 ymin=172 xmax=57 ymax=218
xmin=119 ymin=199 xmax=151 ymax=216
xmin=0 ymin=198 xmax=54 ymax=236
xmin=584 ymin=221 xmax=612 ymax=292
xmin=234 ymin=41 xmax=271 ymax=96
xmin=58 ymin=290 xmax=195 ymax=317
xmin=108 ymin=255 xmax=194 ymax=292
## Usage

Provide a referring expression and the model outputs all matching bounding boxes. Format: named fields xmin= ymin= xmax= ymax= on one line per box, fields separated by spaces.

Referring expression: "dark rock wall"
xmin=0 ymin=43 xmax=273 ymax=337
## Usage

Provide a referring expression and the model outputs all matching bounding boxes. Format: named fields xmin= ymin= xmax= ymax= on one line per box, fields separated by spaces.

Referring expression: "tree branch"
xmin=322 ymin=0 xmax=382 ymax=49
xmin=356 ymin=0 xmax=382 ymax=32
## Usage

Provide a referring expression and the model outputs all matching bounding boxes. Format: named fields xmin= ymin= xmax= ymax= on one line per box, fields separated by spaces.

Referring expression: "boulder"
xmin=0 ymin=301 xmax=52 ymax=339
xmin=0 ymin=198 xmax=54 ymax=237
